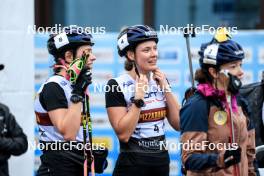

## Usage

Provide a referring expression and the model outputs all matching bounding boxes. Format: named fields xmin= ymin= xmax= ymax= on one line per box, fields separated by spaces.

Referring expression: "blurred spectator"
xmin=0 ymin=64 xmax=28 ymax=176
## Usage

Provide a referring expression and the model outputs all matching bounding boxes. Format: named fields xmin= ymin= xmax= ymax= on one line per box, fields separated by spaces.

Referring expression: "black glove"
xmin=223 ymin=147 xmax=241 ymax=168
xmin=93 ymin=148 xmax=108 ymax=173
xmin=227 ymin=73 xmax=242 ymax=95
xmin=72 ymin=68 xmax=92 ymax=97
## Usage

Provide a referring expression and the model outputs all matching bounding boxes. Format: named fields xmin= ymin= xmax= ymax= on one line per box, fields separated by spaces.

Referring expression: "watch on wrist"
xmin=70 ymin=94 xmax=84 ymax=104
xmin=131 ymin=98 xmax=145 ymax=108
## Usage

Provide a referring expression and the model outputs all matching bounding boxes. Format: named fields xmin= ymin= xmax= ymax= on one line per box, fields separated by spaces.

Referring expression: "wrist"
xmin=72 ymin=87 xmax=84 ymax=97
xmin=130 ymin=97 xmax=145 ymax=108
xmin=160 ymin=83 xmax=171 ymax=93
xmin=134 ymin=93 xmax=144 ymax=100
xmin=70 ymin=94 xmax=84 ymax=104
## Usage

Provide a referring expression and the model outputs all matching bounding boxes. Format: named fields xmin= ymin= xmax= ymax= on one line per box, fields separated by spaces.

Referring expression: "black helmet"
xmin=47 ymin=25 xmax=94 ymax=59
xmin=117 ymin=25 xmax=158 ymax=57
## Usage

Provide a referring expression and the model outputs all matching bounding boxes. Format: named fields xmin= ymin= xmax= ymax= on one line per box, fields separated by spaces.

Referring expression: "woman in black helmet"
xmin=180 ymin=30 xmax=257 ymax=176
xmin=105 ymin=25 xmax=180 ymax=176
xmin=35 ymin=26 xmax=107 ymax=176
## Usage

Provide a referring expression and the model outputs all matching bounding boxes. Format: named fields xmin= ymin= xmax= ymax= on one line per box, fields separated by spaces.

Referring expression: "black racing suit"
xmin=0 ymin=103 xmax=28 ymax=176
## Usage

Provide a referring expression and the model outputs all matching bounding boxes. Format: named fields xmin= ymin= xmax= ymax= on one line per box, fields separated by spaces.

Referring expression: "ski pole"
xmin=82 ymin=99 xmax=88 ymax=176
xmin=227 ymin=95 xmax=240 ymax=176
xmin=85 ymin=93 xmax=95 ymax=176
xmin=183 ymin=27 xmax=195 ymax=88
xmin=182 ymin=26 xmax=196 ymax=103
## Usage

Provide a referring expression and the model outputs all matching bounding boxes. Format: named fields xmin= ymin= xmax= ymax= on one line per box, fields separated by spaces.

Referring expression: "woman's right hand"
xmin=134 ymin=74 xmax=148 ymax=99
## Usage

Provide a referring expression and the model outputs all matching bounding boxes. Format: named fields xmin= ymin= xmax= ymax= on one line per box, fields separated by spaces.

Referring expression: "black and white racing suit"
xmin=105 ymin=73 xmax=170 ymax=176
xmin=35 ymin=75 xmax=88 ymax=176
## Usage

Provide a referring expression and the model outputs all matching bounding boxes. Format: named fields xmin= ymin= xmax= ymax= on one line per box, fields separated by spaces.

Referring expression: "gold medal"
xmin=213 ymin=111 xmax=227 ymax=125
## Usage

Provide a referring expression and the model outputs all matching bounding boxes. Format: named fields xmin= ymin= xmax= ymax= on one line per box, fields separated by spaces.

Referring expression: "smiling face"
xmin=127 ymin=40 xmax=158 ymax=74
xmin=220 ymin=60 xmax=244 ymax=80
xmin=208 ymin=60 xmax=244 ymax=91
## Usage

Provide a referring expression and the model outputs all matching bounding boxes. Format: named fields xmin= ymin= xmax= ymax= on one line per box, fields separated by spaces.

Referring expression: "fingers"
xmin=135 ymin=74 xmax=148 ymax=99
xmin=153 ymin=72 xmax=162 ymax=81
xmin=152 ymin=70 xmax=170 ymax=90
xmin=153 ymin=69 xmax=165 ymax=80
xmin=153 ymin=68 xmax=161 ymax=73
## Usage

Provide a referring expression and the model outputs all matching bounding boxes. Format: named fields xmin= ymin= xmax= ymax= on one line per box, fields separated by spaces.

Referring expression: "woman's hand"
xmin=153 ymin=69 xmax=170 ymax=92
xmin=135 ymin=74 xmax=148 ymax=99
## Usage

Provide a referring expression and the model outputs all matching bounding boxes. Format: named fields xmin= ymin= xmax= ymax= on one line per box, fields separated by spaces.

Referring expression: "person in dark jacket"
xmin=240 ymin=76 xmax=264 ymax=169
xmin=0 ymin=64 xmax=28 ymax=176
xmin=180 ymin=29 xmax=257 ymax=176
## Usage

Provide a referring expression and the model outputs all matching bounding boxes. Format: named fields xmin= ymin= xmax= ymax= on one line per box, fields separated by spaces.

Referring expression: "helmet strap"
xmin=53 ymin=64 xmax=68 ymax=71
xmin=58 ymin=58 xmax=70 ymax=68
xmin=53 ymin=58 xmax=71 ymax=80
xmin=133 ymin=61 xmax=152 ymax=81
xmin=134 ymin=62 xmax=140 ymax=77
xmin=214 ymin=76 xmax=219 ymax=91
